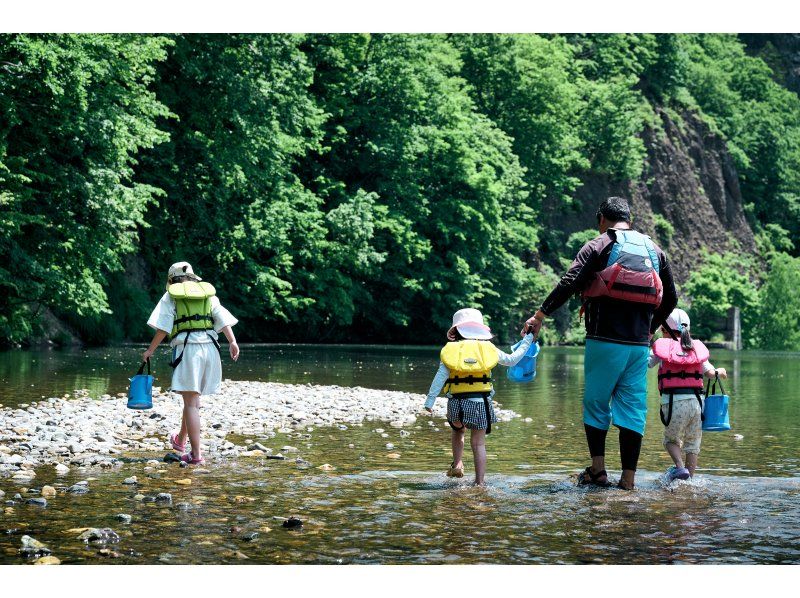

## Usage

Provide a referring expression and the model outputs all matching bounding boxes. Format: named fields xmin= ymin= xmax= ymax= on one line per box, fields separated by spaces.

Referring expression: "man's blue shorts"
xmin=583 ymin=339 xmax=649 ymax=435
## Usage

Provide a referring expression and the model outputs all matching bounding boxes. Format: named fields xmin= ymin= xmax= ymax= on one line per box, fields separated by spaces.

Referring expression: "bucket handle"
xmin=136 ymin=358 xmax=151 ymax=376
xmin=705 ymin=372 xmax=725 ymax=397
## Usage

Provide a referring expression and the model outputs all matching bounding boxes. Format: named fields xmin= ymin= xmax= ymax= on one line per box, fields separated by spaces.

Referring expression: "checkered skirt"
xmin=447 ymin=395 xmax=497 ymax=430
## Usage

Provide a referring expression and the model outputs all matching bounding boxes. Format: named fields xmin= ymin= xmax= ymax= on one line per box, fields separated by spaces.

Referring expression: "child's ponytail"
xmin=680 ymin=323 xmax=693 ymax=352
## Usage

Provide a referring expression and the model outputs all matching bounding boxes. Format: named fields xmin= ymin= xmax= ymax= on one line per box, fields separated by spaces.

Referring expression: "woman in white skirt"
xmin=142 ymin=262 xmax=240 ymax=464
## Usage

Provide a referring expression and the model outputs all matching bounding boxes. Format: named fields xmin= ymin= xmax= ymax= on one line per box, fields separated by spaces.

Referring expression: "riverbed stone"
xmin=78 ymin=528 xmax=120 ymax=544
xmin=26 ymin=497 xmax=47 ymax=507
xmin=54 ymin=463 xmax=70 ymax=475
xmin=67 ymin=484 xmax=90 ymax=495
xmin=115 ymin=514 xmax=132 ymax=524
xmin=155 ymin=492 xmax=172 ymax=503
xmin=122 ymin=476 xmax=138 ymax=485
xmin=41 ymin=485 xmax=57 ymax=498
xmin=34 ymin=556 xmax=61 ymax=565
xmin=20 ymin=535 xmax=50 ymax=556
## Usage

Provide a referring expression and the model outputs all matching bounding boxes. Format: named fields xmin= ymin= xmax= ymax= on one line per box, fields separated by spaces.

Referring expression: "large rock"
xmin=20 ymin=535 xmax=50 ymax=556
xmin=78 ymin=528 xmax=120 ymax=544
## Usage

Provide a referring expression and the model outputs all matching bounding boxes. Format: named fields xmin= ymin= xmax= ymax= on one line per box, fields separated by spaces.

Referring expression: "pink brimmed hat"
xmin=447 ymin=308 xmax=493 ymax=341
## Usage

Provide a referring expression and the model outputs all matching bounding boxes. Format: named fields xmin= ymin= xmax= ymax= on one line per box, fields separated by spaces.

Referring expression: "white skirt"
xmin=169 ymin=342 xmax=222 ymax=395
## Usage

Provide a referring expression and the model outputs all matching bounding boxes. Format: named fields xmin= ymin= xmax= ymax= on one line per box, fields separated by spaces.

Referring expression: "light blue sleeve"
xmin=425 ymin=362 xmax=450 ymax=410
xmin=648 ymin=350 xmax=660 ymax=369
xmin=496 ymin=333 xmax=534 ymax=367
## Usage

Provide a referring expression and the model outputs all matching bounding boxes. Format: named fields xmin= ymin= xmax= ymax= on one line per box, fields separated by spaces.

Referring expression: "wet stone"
xmin=174 ymin=502 xmax=192 ymax=511
xmin=163 ymin=453 xmax=182 ymax=463
xmin=242 ymin=531 xmax=259 ymax=542
xmin=78 ymin=528 xmax=120 ymax=544
xmin=20 ymin=535 xmax=50 ymax=557
xmin=282 ymin=517 xmax=303 ymax=530
xmin=155 ymin=493 xmax=172 ymax=503
xmin=115 ymin=514 xmax=132 ymax=524
xmin=67 ymin=484 xmax=90 ymax=495
xmin=26 ymin=497 xmax=47 ymax=507
xmin=122 ymin=476 xmax=138 ymax=485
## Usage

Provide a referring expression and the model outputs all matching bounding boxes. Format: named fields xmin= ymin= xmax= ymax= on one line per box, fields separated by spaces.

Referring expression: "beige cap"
xmin=166 ymin=261 xmax=201 ymax=290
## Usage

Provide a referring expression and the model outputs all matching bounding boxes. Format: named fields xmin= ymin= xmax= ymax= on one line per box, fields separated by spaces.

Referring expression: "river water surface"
xmin=1 ymin=344 xmax=799 ymax=564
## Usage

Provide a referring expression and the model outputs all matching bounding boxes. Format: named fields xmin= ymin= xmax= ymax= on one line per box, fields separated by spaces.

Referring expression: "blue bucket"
xmin=507 ymin=339 xmax=540 ymax=383
xmin=702 ymin=376 xmax=730 ymax=432
xmin=127 ymin=359 xmax=154 ymax=410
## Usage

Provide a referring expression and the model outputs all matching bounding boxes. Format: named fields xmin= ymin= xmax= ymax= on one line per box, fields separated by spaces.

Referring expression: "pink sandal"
xmin=180 ymin=452 xmax=205 ymax=465
xmin=169 ymin=431 xmax=186 ymax=453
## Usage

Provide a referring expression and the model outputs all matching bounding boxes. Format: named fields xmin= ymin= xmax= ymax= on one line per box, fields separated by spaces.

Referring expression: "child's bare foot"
xmin=446 ymin=461 xmax=464 ymax=478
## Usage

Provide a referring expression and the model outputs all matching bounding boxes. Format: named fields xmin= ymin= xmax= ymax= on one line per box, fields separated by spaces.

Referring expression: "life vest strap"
xmin=445 ymin=375 xmax=492 ymax=385
xmin=174 ymin=314 xmax=214 ymax=325
xmin=607 ymin=282 xmax=658 ymax=295
xmin=658 ymin=371 xmax=703 ymax=380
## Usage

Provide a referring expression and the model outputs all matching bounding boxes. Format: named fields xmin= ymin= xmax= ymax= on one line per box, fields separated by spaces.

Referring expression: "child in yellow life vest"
xmin=649 ymin=309 xmax=727 ymax=481
xmin=142 ymin=262 xmax=240 ymax=464
xmin=425 ymin=308 xmax=535 ymax=485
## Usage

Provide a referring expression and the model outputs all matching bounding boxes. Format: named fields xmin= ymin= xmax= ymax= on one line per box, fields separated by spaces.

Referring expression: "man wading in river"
xmin=523 ymin=197 xmax=678 ymax=490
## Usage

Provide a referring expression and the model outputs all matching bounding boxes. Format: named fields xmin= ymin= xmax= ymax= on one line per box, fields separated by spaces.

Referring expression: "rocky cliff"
xmin=545 ymin=107 xmax=756 ymax=285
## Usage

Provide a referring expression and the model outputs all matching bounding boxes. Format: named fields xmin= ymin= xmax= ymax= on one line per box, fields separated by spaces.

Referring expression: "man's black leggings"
xmin=584 ymin=423 xmax=643 ymax=471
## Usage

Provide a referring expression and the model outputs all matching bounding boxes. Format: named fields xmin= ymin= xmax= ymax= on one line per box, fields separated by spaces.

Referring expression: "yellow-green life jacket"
xmin=168 ymin=281 xmax=216 ymax=340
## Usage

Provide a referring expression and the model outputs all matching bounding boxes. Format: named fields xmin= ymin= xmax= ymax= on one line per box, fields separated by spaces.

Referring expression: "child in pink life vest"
xmin=649 ymin=308 xmax=727 ymax=481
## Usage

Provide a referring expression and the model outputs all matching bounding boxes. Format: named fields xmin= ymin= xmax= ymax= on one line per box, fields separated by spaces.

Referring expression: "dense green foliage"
xmin=1 ymin=33 xmax=799 ymax=349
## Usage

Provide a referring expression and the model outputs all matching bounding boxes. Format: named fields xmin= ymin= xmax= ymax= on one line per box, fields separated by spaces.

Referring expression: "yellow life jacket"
xmin=168 ymin=281 xmax=216 ymax=340
xmin=440 ymin=340 xmax=499 ymax=394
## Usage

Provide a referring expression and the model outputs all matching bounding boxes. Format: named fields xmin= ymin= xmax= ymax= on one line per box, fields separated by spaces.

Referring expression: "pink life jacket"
xmin=652 ymin=337 xmax=709 ymax=393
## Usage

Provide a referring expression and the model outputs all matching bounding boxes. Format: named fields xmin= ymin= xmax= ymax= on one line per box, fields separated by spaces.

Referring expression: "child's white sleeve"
xmin=647 ymin=349 xmax=660 ymax=369
xmin=211 ymin=296 xmax=238 ymax=332
xmin=147 ymin=293 xmax=175 ymax=334
xmin=702 ymin=360 xmax=715 ymax=374
xmin=424 ymin=363 xmax=449 ymax=410
xmin=496 ymin=333 xmax=533 ymax=367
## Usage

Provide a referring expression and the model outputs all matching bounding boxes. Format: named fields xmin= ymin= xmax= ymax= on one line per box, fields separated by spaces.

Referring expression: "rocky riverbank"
xmin=0 ymin=381 xmax=519 ymax=475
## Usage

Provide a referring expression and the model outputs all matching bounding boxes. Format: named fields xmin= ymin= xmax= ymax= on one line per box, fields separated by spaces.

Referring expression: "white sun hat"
xmin=447 ymin=308 xmax=493 ymax=341
xmin=665 ymin=308 xmax=690 ymax=331
xmin=165 ymin=261 xmax=202 ymax=290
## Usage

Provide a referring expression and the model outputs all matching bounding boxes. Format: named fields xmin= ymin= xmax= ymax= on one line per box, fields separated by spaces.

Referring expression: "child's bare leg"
xmin=177 ymin=414 xmax=189 ymax=447
xmin=665 ymin=441 xmax=685 ymax=469
xmin=470 ymin=429 xmax=487 ymax=485
xmin=180 ymin=391 xmax=202 ymax=458
xmin=685 ymin=453 xmax=698 ymax=476
xmin=451 ymin=426 xmax=465 ymax=469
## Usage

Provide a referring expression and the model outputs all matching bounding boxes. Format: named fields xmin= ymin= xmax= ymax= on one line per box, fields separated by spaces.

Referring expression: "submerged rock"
xmin=26 ymin=497 xmax=47 ymax=507
xmin=122 ymin=476 xmax=138 ymax=485
xmin=155 ymin=493 xmax=172 ymax=503
xmin=20 ymin=535 xmax=50 ymax=556
xmin=67 ymin=484 xmax=90 ymax=495
xmin=34 ymin=556 xmax=61 ymax=565
xmin=78 ymin=528 xmax=120 ymax=544
xmin=54 ymin=463 xmax=70 ymax=475
xmin=163 ymin=453 xmax=182 ymax=463
xmin=41 ymin=485 xmax=57 ymax=498
xmin=282 ymin=517 xmax=303 ymax=530
xmin=115 ymin=514 xmax=132 ymax=524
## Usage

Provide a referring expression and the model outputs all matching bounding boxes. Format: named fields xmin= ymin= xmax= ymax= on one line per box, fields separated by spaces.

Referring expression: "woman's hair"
xmin=679 ymin=323 xmax=693 ymax=351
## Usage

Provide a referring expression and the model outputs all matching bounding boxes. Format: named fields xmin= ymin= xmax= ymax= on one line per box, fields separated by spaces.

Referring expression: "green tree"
xmin=0 ymin=34 xmax=171 ymax=344
xmin=755 ymin=253 xmax=800 ymax=350
xmin=683 ymin=253 xmax=759 ymax=344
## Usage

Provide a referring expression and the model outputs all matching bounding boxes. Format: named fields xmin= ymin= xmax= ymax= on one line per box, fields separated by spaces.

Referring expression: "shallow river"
xmin=1 ymin=344 xmax=799 ymax=564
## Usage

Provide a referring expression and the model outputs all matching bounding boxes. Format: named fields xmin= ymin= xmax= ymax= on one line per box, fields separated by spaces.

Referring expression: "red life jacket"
xmin=652 ymin=338 xmax=709 ymax=393
xmin=582 ymin=230 xmax=663 ymax=307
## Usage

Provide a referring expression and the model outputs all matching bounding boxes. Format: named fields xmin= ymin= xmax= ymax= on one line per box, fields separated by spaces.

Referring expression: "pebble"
xmin=734 ymin=434 xmax=744 ymax=440
xmin=115 ymin=514 xmax=132 ymax=524
xmin=155 ymin=493 xmax=172 ymax=503
xmin=67 ymin=484 xmax=90 ymax=495
xmin=133 ymin=494 xmax=145 ymax=501
xmin=78 ymin=528 xmax=120 ymax=544
xmin=386 ymin=453 xmax=401 ymax=459
xmin=54 ymin=463 xmax=70 ymax=475
xmin=242 ymin=531 xmax=259 ymax=541
xmin=41 ymin=486 xmax=57 ymax=498
xmin=175 ymin=479 xmax=192 ymax=486
xmin=174 ymin=502 xmax=192 ymax=511
xmin=26 ymin=497 xmax=47 ymax=507
xmin=163 ymin=453 xmax=182 ymax=463
xmin=524 ymin=418 xmax=533 ymax=423
xmin=0 ymin=490 xmax=5 ymax=498
xmin=399 ymin=430 xmax=411 ymax=438
xmin=282 ymin=517 xmax=303 ymax=529
xmin=20 ymin=535 xmax=50 ymax=556
xmin=34 ymin=556 xmax=61 ymax=565
xmin=318 ymin=463 xmax=336 ymax=471
xmin=122 ymin=476 xmax=138 ymax=485
xmin=385 ymin=443 xmax=395 ymax=449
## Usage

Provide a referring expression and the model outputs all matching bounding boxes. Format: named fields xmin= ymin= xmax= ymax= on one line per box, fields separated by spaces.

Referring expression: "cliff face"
xmin=547 ymin=108 xmax=756 ymax=285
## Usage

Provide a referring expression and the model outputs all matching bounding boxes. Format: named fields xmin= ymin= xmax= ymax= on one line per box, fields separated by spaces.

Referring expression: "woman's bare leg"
xmin=470 ymin=429 xmax=487 ymax=485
